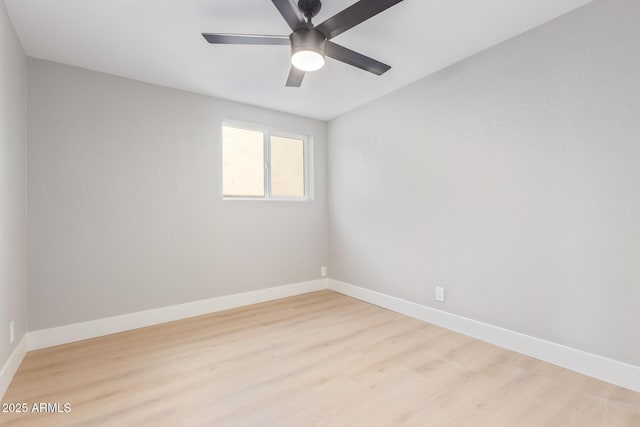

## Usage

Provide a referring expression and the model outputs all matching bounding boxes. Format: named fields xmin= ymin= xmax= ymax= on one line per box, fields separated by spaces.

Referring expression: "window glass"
xmin=270 ymin=135 xmax=305 ymax=198
xmin=222 ymin=126 xmax=265 ymax=198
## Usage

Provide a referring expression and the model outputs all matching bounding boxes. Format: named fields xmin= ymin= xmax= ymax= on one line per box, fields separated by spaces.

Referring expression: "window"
xmin=222 ymin=122 xmax=310 ymax=200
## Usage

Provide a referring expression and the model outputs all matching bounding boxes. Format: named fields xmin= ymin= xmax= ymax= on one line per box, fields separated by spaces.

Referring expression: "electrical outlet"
xmin=9 ymin=321 xmax=15 ymax=344
xmin=435 ymin=286 xmax=445 ymax=303
xmin=320 ymin=266 xmax=327 ymax=277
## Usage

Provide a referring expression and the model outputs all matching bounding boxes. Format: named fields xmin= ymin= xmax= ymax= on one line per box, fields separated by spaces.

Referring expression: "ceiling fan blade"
xmin=286 ymin=66 xmax=305 ymax=87
xmin=325 ymin=42 xmax=391 ymax=75
xmin=271 ymin=0 xmax=306 ymax=31
xmin=202 ymin=33 xmax=290 ymax=45
xmin=316 ymin=0 xmax=404 ymax=40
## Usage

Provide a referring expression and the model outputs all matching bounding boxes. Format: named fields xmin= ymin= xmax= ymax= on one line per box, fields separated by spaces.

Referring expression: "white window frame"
xmin=222 ymin=120 xmax=312 ymax=201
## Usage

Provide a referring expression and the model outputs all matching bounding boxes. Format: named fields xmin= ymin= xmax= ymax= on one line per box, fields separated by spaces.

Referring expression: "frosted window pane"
xmin=270 ymin=136 xmax=304 ymax=198
xmin=223 ymin=126 xmax=264 ymax=197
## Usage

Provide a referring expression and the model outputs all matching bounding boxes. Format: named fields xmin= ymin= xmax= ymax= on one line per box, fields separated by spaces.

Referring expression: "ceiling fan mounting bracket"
xmin=297 ymin=0 xmax=322 ymax=21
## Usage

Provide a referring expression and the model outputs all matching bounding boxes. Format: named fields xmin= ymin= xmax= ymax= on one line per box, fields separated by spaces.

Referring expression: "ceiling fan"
xmin=202 ymin=0 xmax=405 ymax=87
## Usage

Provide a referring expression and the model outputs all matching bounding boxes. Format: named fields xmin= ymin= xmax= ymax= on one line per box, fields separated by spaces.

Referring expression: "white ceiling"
xmin=5 ymin=0 xmax=593 ymax=120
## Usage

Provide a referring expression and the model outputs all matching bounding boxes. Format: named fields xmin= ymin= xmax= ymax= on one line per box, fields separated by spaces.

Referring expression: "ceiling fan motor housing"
xmin=290 ymin=28 xmax=327 ymax=57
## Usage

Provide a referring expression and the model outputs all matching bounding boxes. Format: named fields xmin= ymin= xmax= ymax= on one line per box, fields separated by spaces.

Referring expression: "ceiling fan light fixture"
xmin=291 ymin=49 xmax=325 ymax=72
xmin=290 ymin=29 xmax=326 ymax=72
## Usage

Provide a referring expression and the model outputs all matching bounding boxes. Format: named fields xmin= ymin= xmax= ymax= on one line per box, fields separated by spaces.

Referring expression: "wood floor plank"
xmin=1 ymin=290 xmax=638 ymax=426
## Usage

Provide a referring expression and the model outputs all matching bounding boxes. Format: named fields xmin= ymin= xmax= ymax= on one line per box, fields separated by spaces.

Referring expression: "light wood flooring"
xmin=1 ymin=290 xmax=638 ymax=426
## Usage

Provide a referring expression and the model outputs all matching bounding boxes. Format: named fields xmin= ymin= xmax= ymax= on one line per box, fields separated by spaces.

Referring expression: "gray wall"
xmin=27 ymin=59 xmax=327 ymax=330
xmin=328 ymin=0 xmax=640 ymax=366
xmin=0 ymin=1 xmax=27 ymax=364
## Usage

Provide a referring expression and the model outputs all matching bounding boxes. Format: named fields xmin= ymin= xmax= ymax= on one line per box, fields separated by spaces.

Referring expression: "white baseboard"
xmin=28 ymin=278 xmax=329 ymax=351
xmin=328 ymin=279 xmax=640 ymax=393
xmin=15 ymin=278 xmax=639 ymax=395
xmin=0 ymin=336 xmax=27 ymax=400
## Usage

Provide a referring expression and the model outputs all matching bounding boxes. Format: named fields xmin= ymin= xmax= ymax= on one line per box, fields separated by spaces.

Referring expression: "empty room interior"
xmin=1 ymin=0 xmax=640 ymax=425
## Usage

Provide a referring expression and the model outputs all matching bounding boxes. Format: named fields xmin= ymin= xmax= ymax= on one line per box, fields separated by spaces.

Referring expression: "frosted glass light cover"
xmin=291 ymin=50 xmax=325 ymax=72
